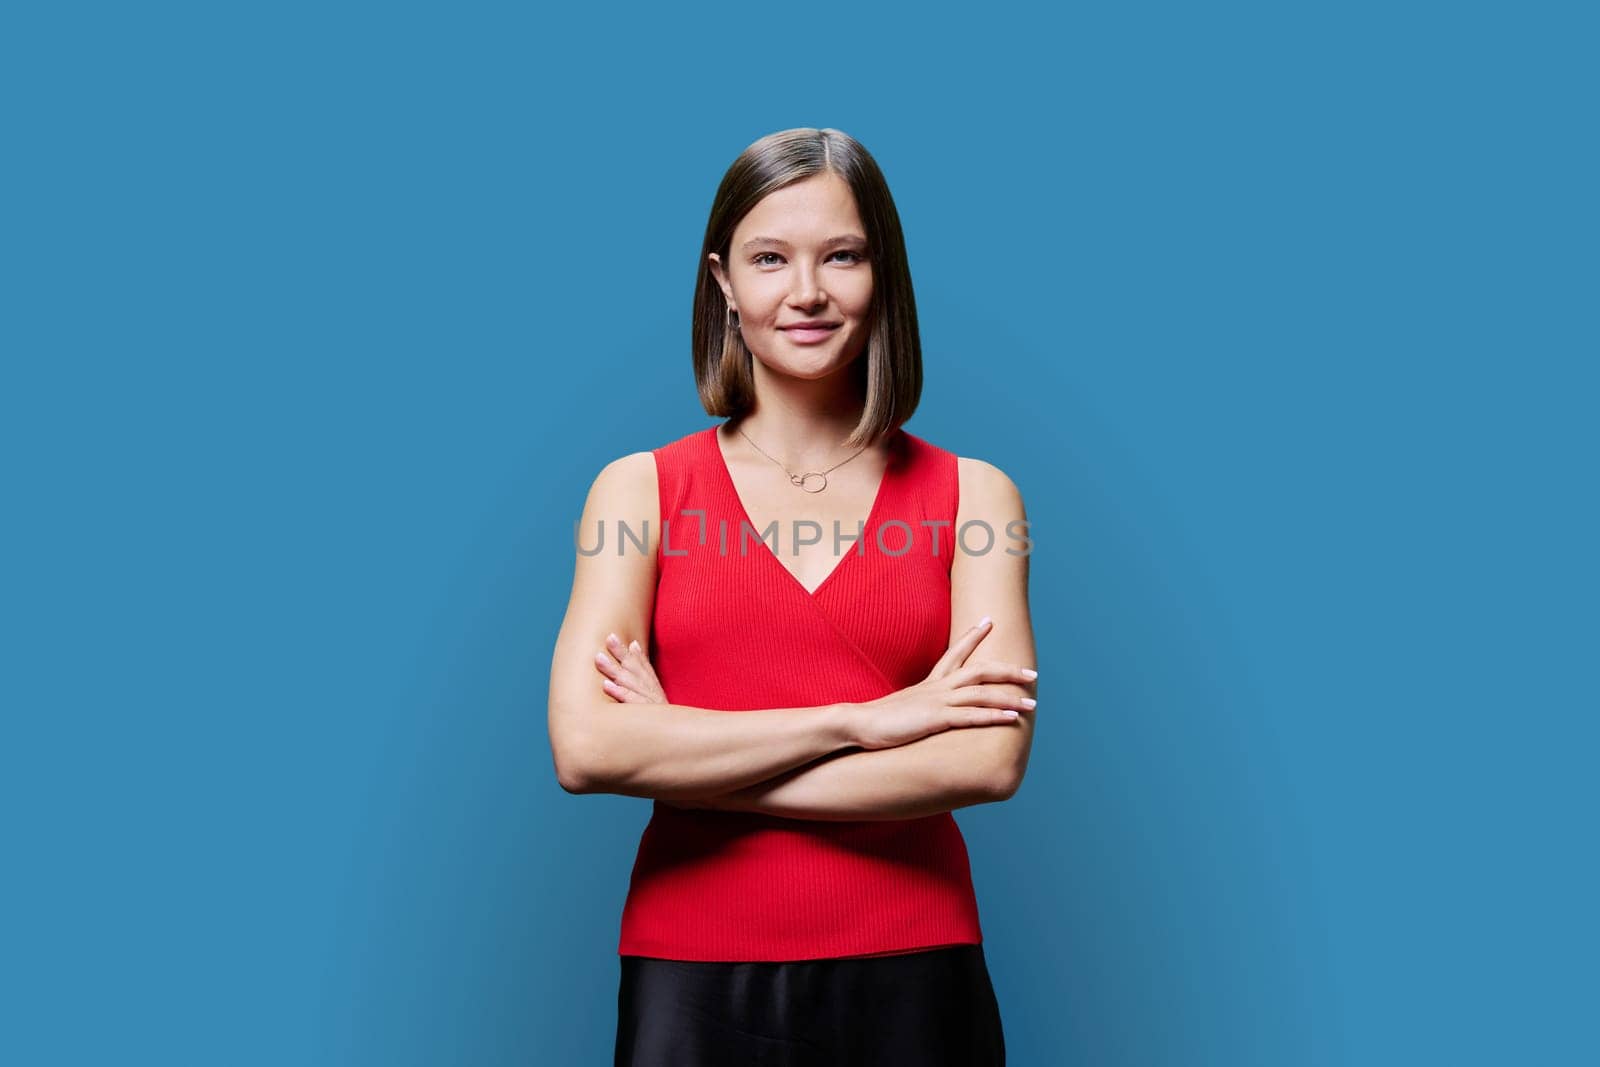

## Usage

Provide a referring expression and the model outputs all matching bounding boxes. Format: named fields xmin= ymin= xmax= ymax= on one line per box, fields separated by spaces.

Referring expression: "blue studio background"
xmin=4 ymin=1 xmax=1594 ymax=1064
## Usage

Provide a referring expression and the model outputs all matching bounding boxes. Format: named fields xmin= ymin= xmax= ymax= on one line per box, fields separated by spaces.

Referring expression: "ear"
xmin=707 ymin=252 xmax=736 ymax=311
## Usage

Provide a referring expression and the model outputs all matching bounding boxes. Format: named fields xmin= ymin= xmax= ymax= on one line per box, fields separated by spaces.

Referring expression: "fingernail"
xmin=1021 ymin=698 xmax=1037 ymax=709
xmin=1021 ymin=668 xmax=1038 ymax=680
xmin=977 ymin=616 xmax=992 ymax=628
xmin=630 ymin=640 xmax=641 ymax=653
xmin=1003 ymin=710 xmax=1019 ymax=718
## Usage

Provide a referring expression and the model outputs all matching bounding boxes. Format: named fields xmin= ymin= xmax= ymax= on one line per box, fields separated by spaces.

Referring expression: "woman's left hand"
xmin=594 ymin=633 xmax=668 ymax=704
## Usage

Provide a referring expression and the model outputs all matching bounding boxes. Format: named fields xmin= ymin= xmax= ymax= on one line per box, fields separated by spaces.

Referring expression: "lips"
xmin=780 ymin=323 xmax=841 ymax=345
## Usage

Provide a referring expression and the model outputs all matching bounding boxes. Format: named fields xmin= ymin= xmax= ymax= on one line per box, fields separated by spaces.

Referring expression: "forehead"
xmin=732 ymin=172 xmax=864 ymax=242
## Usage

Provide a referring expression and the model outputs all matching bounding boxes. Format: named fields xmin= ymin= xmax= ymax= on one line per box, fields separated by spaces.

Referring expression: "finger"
xmin=948 ymin=683 xmax=1036 ymax=712
xmin=594 ymin=647 xmax=648 ymax=694
xmin=951 ymin=661 xmax=1039 ymax=690
xmin=629 ymin=639 xmax=665 ymax=684
xmin=950 ymin=707 xmax=1022 ymax=727
xmin=617 ymin=641 xmax=661 ymax=697
xmin=624 ymin=639 xmax=655 ymax=676
xmin=600 ymin=677 xmax=647 ymax=703
xmin=606 ymin=632 xmax=637 ymax=663
xmin=620 ymin=640 xmax=667 ymax=702
xmin=928 ymin=617 xmax=993 ymax=678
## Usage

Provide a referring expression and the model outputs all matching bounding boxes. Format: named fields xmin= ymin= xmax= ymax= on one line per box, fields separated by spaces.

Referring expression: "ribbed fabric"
xmin=616 ymin=423 xmax=985 ymax=963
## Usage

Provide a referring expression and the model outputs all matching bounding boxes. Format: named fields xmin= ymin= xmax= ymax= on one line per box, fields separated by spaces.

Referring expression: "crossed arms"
xmin=547 ymin=452 xmax=1037 ymax=821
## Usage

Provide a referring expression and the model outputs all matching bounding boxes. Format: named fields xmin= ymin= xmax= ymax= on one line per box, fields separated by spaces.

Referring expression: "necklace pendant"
xmin=793 ymin=471 xmax=828 ymax=493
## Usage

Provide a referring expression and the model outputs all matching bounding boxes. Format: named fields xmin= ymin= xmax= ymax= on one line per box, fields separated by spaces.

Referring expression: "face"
xmin=708 ymin=171 xmax=874 ymax=382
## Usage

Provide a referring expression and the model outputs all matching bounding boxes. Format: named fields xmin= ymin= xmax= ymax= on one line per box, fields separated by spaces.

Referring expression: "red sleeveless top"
xmin=617 ymin=423 xmax=986 ymax=962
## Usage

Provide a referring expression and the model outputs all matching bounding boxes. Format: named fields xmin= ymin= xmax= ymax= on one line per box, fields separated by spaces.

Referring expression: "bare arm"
xmin=657 ymin=458 xmax=1039 ymax=819
xmin=673 ymin=703 xmax=1019 ymax=821
xmin=547 ymin=452 xmax=858 ymax=800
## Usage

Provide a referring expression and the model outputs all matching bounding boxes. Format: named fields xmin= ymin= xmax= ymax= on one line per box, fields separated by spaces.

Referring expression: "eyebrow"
xmin=740 ymin=234 xmax=868 ymax=253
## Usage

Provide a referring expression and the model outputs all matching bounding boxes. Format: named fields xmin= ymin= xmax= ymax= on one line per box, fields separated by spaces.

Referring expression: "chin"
xmin=754 ymin=359 xmax=839 ymax=381
xmin=759 ymin=333 xmax=866 ymax=373
xmin=755 ymin=349 xmax=860 ymax=380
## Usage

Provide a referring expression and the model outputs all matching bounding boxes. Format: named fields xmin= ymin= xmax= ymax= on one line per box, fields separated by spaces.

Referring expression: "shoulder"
xmin=956 ymin=455 xmax=1026 ymax=539
xmin=956 ymin=455 xmax=1024 ymax=510
xmin=592 ymin=450 xmax=656 ymax=487
xmin=581 ymin=451 xmax=659 ymax=525
xmin=896 ymin=428 xmax=1023 ymax=512
xmin=952 ymin=456 xmax=1030 ymax=577
xmin=574 ymin=452 xmax=661 ymax=567
xmin=583 ymin=424 xmax=716 ymax=511
xmin=588 ymin=426 xmax=709 ymax=490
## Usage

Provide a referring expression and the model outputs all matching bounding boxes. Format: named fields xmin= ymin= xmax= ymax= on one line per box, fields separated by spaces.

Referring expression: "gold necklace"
xmin=735 ymin=424 xmax=869 ymax=494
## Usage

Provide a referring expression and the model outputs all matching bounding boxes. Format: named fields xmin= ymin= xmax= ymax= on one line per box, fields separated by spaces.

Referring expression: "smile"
xmin=779 ymin=325 xmax=840 ymax=345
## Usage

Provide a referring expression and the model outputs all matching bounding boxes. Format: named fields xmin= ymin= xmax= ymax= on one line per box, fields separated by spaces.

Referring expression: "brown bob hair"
xmin=691 ymin=128 xmax=923 ymax=450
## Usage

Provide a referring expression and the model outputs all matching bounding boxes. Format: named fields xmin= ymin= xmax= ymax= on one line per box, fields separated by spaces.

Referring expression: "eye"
xmin=750 ymin=250 xmax=866 ymax=267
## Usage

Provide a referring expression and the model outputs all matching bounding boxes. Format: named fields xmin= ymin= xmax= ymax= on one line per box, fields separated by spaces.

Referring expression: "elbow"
xmin=555 ymin=755 xmax=592 ymax=795
xmin=550 ymin=718 xmax=599 ymax=795
xmin=996 ymin=749 xmax=1030 ymax=800
xmin=973 ymin=763 xmax=1021 ymax=803
xmin=974 ymin=742 xmax=1027 ymax=803
xmin=553 ymin=747 xmax=592 ymax=795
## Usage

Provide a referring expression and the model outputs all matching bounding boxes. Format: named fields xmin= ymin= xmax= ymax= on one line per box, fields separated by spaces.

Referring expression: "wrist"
xmin=824 ymin=702 xmax=862 ymax=751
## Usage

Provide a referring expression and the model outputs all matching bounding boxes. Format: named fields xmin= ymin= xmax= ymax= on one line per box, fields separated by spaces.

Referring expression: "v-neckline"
xmin=708 ymin=423 xmax=901 ymax=600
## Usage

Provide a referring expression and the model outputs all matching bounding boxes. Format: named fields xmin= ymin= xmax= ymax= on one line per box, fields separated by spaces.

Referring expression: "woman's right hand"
xmin=847 ymin=618 xmax=1038 ymax=752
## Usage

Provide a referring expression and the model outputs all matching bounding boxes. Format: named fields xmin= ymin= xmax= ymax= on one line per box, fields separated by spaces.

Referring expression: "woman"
xmin=548 ymin=127 xmax=1038 ymax=1065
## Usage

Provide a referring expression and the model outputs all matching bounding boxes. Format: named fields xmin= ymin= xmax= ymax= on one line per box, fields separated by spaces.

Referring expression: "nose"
xmin=788 ymin=263 xmax=826 ymax=310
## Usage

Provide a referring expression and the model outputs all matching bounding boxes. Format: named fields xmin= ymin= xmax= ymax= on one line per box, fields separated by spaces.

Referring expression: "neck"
xmin=732 ymin=361 xmax=878 ymax=466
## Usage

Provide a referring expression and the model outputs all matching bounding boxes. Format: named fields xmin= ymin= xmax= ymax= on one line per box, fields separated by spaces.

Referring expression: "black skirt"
xmin=615 ymin=944 xmax=1006 ymax=1066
